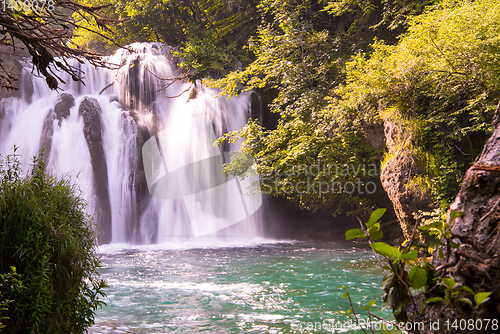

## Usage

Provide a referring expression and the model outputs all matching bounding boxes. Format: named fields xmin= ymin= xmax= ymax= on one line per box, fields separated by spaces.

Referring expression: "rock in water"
xmin=54 ymin=93 xmax=75 ymax=122
xmin=79 ymin=97 xmax=112 ymax=244
xmin=39 ymin=93 xmax=75 ymax=158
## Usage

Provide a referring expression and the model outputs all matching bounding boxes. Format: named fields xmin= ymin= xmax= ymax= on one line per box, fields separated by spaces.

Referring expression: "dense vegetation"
xmin=0 ymin=152 xmax=106 ymax=333
xmin=214 ymin=0 xmax=499 ymax=222
xmin=75 ymin=0 xmax=261 ymax=78
xmin=75 ymin=0 xmax=500 ymax=223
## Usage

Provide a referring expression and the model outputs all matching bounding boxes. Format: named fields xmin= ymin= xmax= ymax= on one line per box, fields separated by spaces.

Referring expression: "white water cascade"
xmin=0 ymin=43 xmax=264 ymax=247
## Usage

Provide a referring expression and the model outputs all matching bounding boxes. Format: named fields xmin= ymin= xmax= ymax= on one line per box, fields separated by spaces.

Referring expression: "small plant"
xmin=0 ymin=267 xmax=24 ymax=329
xmin=345 ymin=208 xmax=492 ymax=324
xmin=337 ymin=286 xmax=398 ymax=333
xmin=426 ymin=277 xmax=491 ymax=311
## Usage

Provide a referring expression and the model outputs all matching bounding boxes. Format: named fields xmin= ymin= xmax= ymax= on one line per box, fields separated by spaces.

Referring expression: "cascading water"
xmin=0 ymin=43 xmax=263 ymax=247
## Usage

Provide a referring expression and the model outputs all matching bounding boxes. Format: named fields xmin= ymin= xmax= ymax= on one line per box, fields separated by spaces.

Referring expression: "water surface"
xmin=89 ymin=242 xmax=393 ymax=333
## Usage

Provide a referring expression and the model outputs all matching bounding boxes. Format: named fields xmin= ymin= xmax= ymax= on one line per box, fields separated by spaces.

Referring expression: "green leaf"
xmin=408 ymin=266 xmax=427 ymax=289
xmin=371 ymin=242 xmax=401 ymax=259
xmin=369 ymin=300 xmax=376 ymax=309
xmin=418 ymin=221 xmax=442 ymax=231
xmin=474 ymin=292 xmax=492 ymax=307
xmin=426 ymin=297 xmax=445 ymax=304
xmin=441 ymin=277 xmax=456 ymax=289
xmin=345 ymin=228 xmax=366 ymax=240
xmin=400 ymin=250 xmax=418 ymax=261
xmin=449 ymin=210 xmax=463 ymax=223
xmin=458 ymin=298 xmax=473 ymax=307
xmin=341 ymin=285 xmax=349 ymax=299
xmin=368 ymin=222 xmax=380 ymax=234
xmin=458 ymin=285 xmax=475 ymax=295
xmin=371 ymin=230 xmax=384 ymax=240
xmin=366 ymin=208 xmax=386 ymax=228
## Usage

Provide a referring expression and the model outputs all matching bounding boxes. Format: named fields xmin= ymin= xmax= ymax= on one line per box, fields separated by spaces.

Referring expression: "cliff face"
xmin=445 ymin=122 xmax=500 ymax=323
xmin=397 ymin=121 xmax=500 ymax=333
xmin=379 ymin=110 xmax=433 ymax=239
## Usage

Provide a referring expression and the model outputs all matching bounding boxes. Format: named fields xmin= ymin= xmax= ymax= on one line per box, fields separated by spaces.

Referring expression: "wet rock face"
xmin=250 ymin=91 xmax=260 ymax=121
xmin=117 ymin=111 xmax=153 ymax=243
xmin=122 ymin=56 xmax=157 ymax=110
xmin=0 ymin=102 xmax=5 ymax=136
xmin=0 ymin=101 xmax=5 ymax=122
xmin=134 ymin=117 xmax=152 ymax=236
xmin=39 ymin=93 xmax=75 ymax=159
xmin=54 ymin=93 xmax=74 ymax=122
xmin=39 ymin=111 xmax=55 ymax=158
xmin=19 ymin=70 xmax=34 ymax=104
xmin=79 ymin=97 xmax=112 ymax=245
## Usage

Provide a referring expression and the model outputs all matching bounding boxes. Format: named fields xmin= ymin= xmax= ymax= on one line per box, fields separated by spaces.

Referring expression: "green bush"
xmin=0 ymin=151 xmax=106 ymax=333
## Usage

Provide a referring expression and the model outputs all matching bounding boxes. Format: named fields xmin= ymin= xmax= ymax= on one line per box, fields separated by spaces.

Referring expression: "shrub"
xmin=0 ymin=150 xmax=106 ymax=333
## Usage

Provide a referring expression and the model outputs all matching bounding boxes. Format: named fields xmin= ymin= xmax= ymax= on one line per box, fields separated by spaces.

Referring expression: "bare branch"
xmin=0 ymin=1 xmax=128 ymax=90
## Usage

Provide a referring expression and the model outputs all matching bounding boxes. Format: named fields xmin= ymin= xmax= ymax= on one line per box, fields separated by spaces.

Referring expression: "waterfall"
xmin=0 ymin=43 xmax=264 ymax=247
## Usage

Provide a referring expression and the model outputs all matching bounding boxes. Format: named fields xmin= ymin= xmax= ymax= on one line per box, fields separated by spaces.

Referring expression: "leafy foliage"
xmin=213 ymin=0 xmax=429 ymax=217
xmin=0 ymin=267 xmax=23 ymax=329
xmin=339 ymin=0 xmax=500 ymax=204
xmin=0 ymin=151 xmax=106 ymax=333
xmin=337 ymin=285 xmax=396 ymax=334
xmin=74 ymin=0 xmax=259 ymax=78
